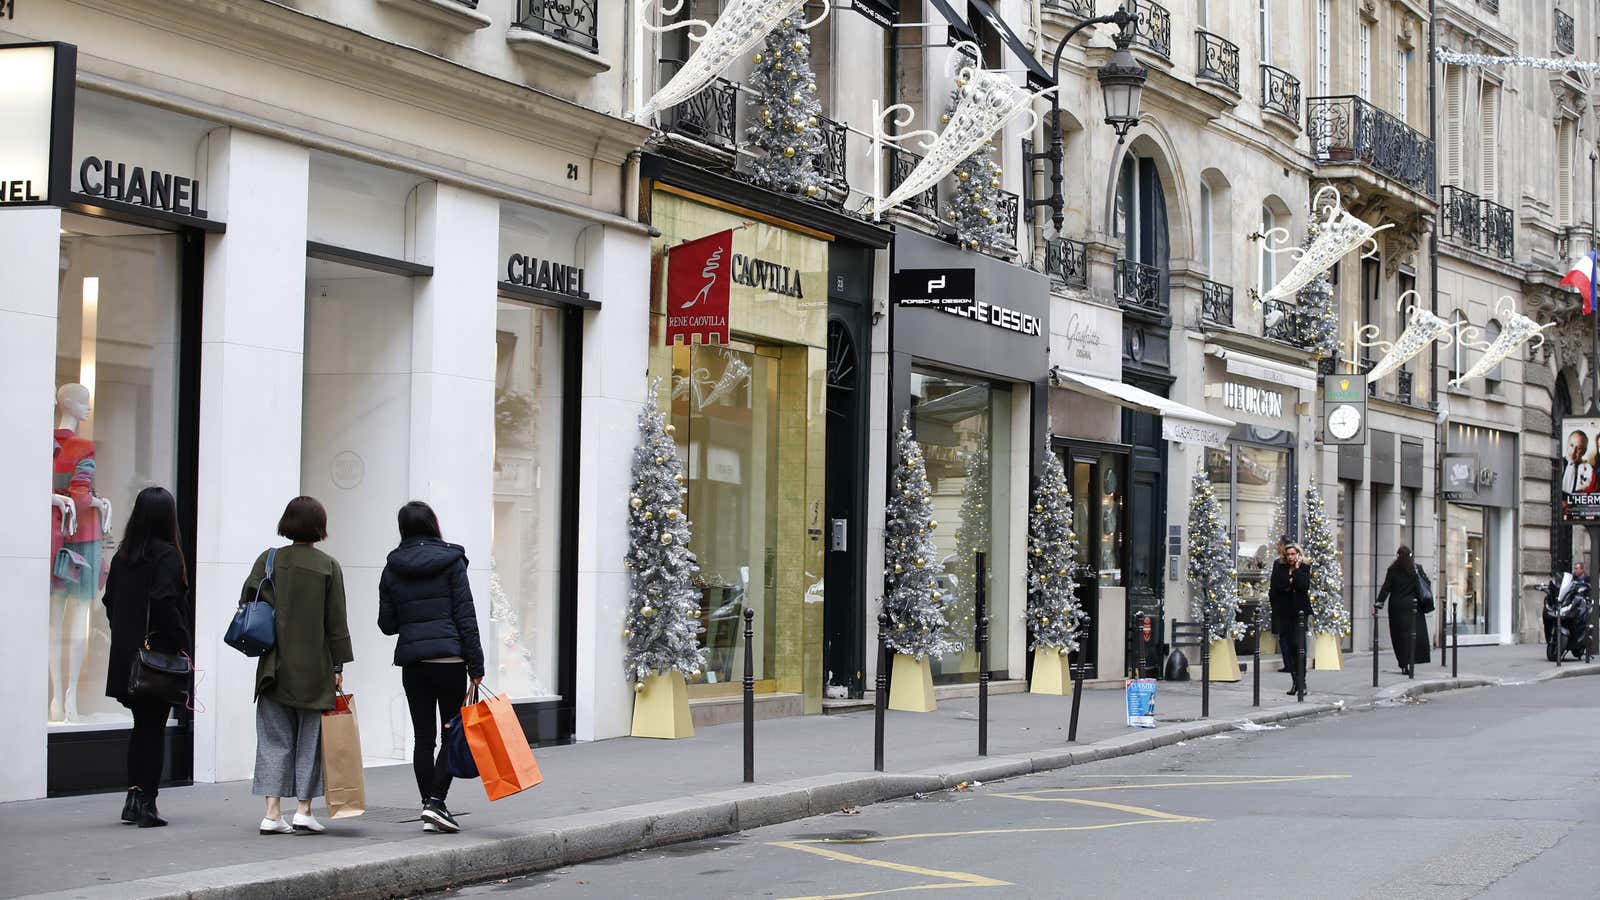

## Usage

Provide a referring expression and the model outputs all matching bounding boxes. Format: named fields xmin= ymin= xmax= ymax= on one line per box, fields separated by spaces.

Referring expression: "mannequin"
xmin=49 ymin=383 xmax=113 ymax=723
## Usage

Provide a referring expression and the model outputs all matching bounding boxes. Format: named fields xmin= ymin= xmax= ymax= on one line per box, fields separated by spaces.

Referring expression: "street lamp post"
xmin=1027 ymin=6 xmax=1147 ymax=234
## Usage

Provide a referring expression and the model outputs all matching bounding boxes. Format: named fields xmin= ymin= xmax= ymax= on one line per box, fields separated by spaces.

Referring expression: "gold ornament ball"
xmin=622 ymin=628 xmax=631 ymax=637
xmin=994 ymin=166 xmax=1002 ymax=176
xmin=630 ymin=497 xmax=643 ymax=509
xmin=643 ymin=511 xmax=654 ymax=521
xmin=940 ymin=114 xmax=951 ymax=124
xmin=1034 ymin=504 xmax=1043 ymax=513
xmin=674 ymin=473 xmax=685 ymax=483
xmin=1058 ymin=568 xmax=1069 ymax=577
xmin=1041 ymin=617 xmax=1050 ymax=626
xmin=980 ymin=207 xmax=992 ymax=217
xmin=665 ymin=423 xmax=676 ymax=434
xmin=902 ymin=489 xmax=912 ymax=497
xmin=793 ymin=122 xmax=805 ymax=133
xmin=641 ymin=606 xmax=655 ymax=617
xmin=968 ymin=240 xmax=979 ymax=250
xmin=921 ymin=626 xmax=929 ymax=633
xmin=634 ymin=681 xmax=645 ymax=693
xmin=929 ymin=520 xmax=938 ymax=530
xmin=807 ymin=116 xmax=817 ymax=127
xmin=665 ymin=509 xmax=678 ymax=519
xmin=990 ymin=179 xmax=1001 ymax=189
xmin=791 ymin=93 xmax=804 ymax=104
xmin=896 ymin=623 xmax=906 ymax=631
xmin=753 ymin=52 xmax=763 ymax=64
xmin=654 ymin=456 xmax=665 ymax=465
xmin=1034 ymin=548 xmax=1043 ymax=556
xmin=783 ymin=147 xmax=797 ymax=158
xmin=958 ymin=171 xmax=970 ymax=181
xmin=807 ymin=83 xmax=817 ymax=93
xmin=931 ymin=591 xmax=942 ymax=601
xmin=956 ymin=78 xmax=967 ymax=87
xmin=914 ymin=556 xmax=925 ymax=566
xmin=947 ymin=210 xmax=958 ymax=221
xmin=805 ymin=185 xmax=821 ymax=197
xmin=894 ymin=563 xmax=904 ymax=574
xmin=775 ymin=61 xmax=785 ymax=71
xmin=792 ymin=40 xmax=804 ymax=51
xmin=789 ymin=71 xmax=799 ymax=82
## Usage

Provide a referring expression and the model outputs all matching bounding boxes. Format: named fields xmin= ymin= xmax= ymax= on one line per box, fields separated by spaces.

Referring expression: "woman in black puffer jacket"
xmin=378 ymin=501 xmax=484 ymax=834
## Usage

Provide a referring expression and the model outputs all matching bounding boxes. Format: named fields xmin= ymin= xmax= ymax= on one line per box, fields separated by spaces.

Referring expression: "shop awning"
xmin=1051 ymin=368 xmax=1235 ymax=448
xmin=1205 ymin=347 xmax=1319 ymax=392
xmin=967 ymin=0 xmax=1056 ymax=90
xmin=850 ymin=0 xmax=899 ymax=27
xmin=927 ymin=0 xmax=981 ymax=47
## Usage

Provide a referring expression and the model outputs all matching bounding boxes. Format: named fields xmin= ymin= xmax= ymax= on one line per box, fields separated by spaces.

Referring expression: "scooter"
xmin=1541 ymin=574 xmax=1594 ymax=663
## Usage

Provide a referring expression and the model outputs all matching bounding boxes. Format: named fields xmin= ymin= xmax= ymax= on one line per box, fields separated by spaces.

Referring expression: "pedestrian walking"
xmin=103 ymin=486 xmax=192 ymax=829
xmin=1274 ymin=542 xmax=1312 ymax=695
xmin=1376 ymin=545 xmax=1431 ymax=672
xmin=378 ymin=501 xmax=485 ymax=835
xmin=244 ymin=496 xmax=353 ymax=835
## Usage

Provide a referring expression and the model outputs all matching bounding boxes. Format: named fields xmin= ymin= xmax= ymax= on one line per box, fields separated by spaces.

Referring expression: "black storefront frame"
xmin=47 ymin=207 xmax=213 ymax=796
xmin=1048 ymin=436 xmax=1130 ymax=682
xmin=1210 ymin=425 xmax=1297 ymax=657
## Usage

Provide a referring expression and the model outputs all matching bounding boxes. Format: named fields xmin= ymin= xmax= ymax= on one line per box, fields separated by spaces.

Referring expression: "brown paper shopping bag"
xmin=461 ymin=687 xmax=543 ymax=801
xmin=320 ymin=692 xmax=366 ymax=818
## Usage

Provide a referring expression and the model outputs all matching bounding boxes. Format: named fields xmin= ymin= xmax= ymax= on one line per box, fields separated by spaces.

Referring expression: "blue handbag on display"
xmin=224 ymin=548 xmax=278 ymax=657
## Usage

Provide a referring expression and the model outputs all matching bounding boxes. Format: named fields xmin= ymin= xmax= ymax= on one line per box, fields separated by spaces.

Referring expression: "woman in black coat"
xmin=1273 ymin=543 xmax=1313 ymax=694
xmin=378 ymin=501 xmax=484 ymax=835
xmin=103 ymin=486 xmax=192 ymax=828
xmin=1376 ymin=545 xmax=1431 ymax=671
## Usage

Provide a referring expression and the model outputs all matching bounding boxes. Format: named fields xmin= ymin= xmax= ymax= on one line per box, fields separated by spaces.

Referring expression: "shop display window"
xmin=1205 ymin=439 xmax=1291 ymax=610
xmin=50 ymin=214 xmax=182 ymax=729
xmin=1446 ymin=503 xmax=1489 ymax=635
xmin=910 ymin=370 xmax=1012 ymax=682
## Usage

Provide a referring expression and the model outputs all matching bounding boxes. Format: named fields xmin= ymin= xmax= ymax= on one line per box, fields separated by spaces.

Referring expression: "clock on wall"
xmin=1327 ymin=403 xmax=1362 ymax=441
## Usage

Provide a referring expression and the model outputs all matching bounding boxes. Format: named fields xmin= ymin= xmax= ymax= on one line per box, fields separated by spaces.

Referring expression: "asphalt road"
xmin=441 ymin=679 xmax=1600 ymax=900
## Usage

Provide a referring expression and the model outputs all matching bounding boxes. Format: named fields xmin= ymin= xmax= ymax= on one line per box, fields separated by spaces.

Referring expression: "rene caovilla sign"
xmin=0 ymin=43 xmax=76 ymax=208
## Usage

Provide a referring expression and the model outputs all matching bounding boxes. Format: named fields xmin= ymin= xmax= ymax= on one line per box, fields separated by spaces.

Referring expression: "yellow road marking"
xmin=1000 ymin=774 xmax=1351 ymax=794
xmin=985 ymin=794 xmax=1207 ymax=822
xmin=769 ymin=840 xmax=1011 ymax=900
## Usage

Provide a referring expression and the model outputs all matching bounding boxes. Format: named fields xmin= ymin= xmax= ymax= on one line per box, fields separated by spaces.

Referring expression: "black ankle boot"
xmin=136 ymin=796 xmax=168 ymax=828
xmin=122 ymin=788 xmax=141 ymax=824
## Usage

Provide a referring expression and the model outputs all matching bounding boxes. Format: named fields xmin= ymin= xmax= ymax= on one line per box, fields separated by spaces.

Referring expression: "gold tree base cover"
xmin=1029 ymin=646 xmax=1073 ymax=696
xmin=1208 ymin=639 xmax=1242 ymax=682
xmin=631 ymin=671 xmax=694 ymax=739
xmin=888 ymin=653 xmax=936 ymax=712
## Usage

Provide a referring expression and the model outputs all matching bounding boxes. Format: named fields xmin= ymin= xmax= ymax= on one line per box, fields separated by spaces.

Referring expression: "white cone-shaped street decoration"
xmin=1449 ymin=309 xmax=1553 ymax=388
xmin=636 ymin=0 xmax=812 ymax=122
xmin=1259 ymin=187 xmax=1393 ymax=304
xmin=1361 ymin=290 xmax=1453 ymax=384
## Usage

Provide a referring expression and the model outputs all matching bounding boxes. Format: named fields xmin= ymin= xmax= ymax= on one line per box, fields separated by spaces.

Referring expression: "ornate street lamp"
xmin=1029 ymin=6 xmax=1147 ymax=234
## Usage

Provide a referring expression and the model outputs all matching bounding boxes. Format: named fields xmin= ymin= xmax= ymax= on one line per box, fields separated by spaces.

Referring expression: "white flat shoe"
xmin=291 ymin=812 xmax=325 ymax=834
xmin=259 ymin=817 xmax=294 ymax=835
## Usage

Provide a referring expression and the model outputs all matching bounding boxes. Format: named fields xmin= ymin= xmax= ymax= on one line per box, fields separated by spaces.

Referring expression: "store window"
xmin=1446 ymin=503 xmax=1490 ymax=634
xmin=492 ymin=301 xmax=566 ymax=699
xmin=51 ymin=214 xmax=183 ymax=728
xmin=911 ymin=370 xmax=1013 ymax=682
xmin=1205 ymin=439 xmax=1292 ymax=612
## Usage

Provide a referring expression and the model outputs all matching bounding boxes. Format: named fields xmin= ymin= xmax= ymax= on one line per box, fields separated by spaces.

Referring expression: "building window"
xmin=1483 ymin=319 xmax=1504 ymax=390
xmin=1480 ymin=81 xmax=1500 ymax=199
xmin=1258 ymin=204 xmax=1277 ymax=297
xmin=1358 ymin=23 xmax=1372 ymax=101
xmin=1257 ymin=0 xmax=1270 ymax=63
xmin=1396 ymin=49 xmax=1410 ymax=121
xmin=1446 ymin=502 xmax=1491 ymax=634
xmin=1200 ymin=181 xmax=1214 ymax=272
xmin=1197 ymin=0 xmax=1208 ymax=29
xmin=1558 ymin=118 xmax=1576 ymax=226
xmin=1444 ymin=65 xmax=1464 ymax=186
xmin=1205 ymin=440 xmax=1294 ymax=615
xmin=1315 ymin=0 xmax=1331 ymax=95
xmin=1449 ymin=310 xmax=1469 ymax=382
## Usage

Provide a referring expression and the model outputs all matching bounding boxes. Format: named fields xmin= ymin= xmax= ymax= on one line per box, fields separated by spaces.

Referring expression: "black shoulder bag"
xmin=127 ymin=594 xmax=193 ymax=708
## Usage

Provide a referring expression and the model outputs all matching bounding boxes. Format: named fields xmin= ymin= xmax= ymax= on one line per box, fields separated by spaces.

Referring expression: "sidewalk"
xmin=5 ymin=644 xmax=1593 ymax=900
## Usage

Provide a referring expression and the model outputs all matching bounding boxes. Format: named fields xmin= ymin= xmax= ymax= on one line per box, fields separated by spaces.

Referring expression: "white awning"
xmin=1051 ymin=369 xmax=1235 ymax=448
xmin=1205 ymin=347 xmax=1319 ymax=392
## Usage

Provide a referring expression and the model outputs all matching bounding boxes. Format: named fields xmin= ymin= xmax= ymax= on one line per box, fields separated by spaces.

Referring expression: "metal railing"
xmin=1260 ymin=64 xmax=1301 ymax=125
xmin=1396 ymin=368 xmax=1414 ymax=405
xmin=514 ymin=0 xmax=599 ymax=54
xmin=1200 ymin=278 xmax=1234 ymax=327
xmin=1046 ymin=237 xmax=1089 ymax=289
xmin=1480 ymin=199 xmax=1514 ymax=260
xmin=1307 ymin=95 xmax=1435 ymax=197
xmin=1479 ymin=0 xmax=1498 ymax=12
xmin=997 ymin=191 xmax=1020 ymax=250
xmin=1196 ymin=31 xmax=1240 ymax=92
xmin=1262 ymin=299 xmax=1304 ymax=346
xmin=1042 ymin=0 xmax=1096 ymax=17
xmin=1115 ymin=258 xmax=1164 ymax=313
xmin=815 ymin=114 xmax=849 ymax=202
xmin=659 ymin=70 xmax=739 ymax=152
xmin=1556 ymin=8 xmax=1576 ymax=55
xmin=1132 ymin=0 xmax=1172 ymax=59
xmin=1441 ymin=184 xmax=1481 ymax=246
xmin=888 ymin=147 xmax=939 ymax=218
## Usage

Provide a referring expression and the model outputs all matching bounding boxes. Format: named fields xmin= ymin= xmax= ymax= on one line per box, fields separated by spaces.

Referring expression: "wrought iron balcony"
xmin=997 ymin=191 xmax=1020 ymax=250
xmin=1480 ymin=199 xmax=1514 ymax=260
xmin=1479 ymin=0 xmax=1498 ymax=13
xmin=1307 ymin=95 xmax=1435 ymax=197
xmin=1196 ymin=31 xmax=1240 ymax=93
xmin=1132 ymin=0 xmax=1172 ymax=59
xmin=1396 ymin=368 xmax=1414 ymax=405
xmin=1260 ymin=64 xmax=1300 ymax=126
xmin=1042 ymin=0 xmax=1096 ymax=18
xmin=1200 ymin=279 xmax=1234 ymax=328
xmin=1441 ymin=184 xmax=1481 ymax=247
xmin=1115 ymin=258 xmax=1164 ymax=313
xmin=1556 ymin=9 xmax=1576 ymax=56
xmin=514 ymin=0 xmax=599 ymax=54
xmin=659 ymin=71 xmax=739 ymax=153
xmin=1262 ymin=299 xmax=1305 ymax=346
xmin=1045 ymin=237 xmax=1089 ymax=289
xmin=815 ymin=114 xmax=849 ymax=203
xmin=887 ymin=147 xmax=939 ymax=219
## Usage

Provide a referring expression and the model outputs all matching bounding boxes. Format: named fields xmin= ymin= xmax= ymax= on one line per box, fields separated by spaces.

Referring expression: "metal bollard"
xmin=976 ymin=551 xmax=989 ymax=758
xmin=1067 ymin=659 xmax=1084 ymax=742
xmin=874 ymin=612 xmax=888 ymax=773
xmin=1371 ymin=602 xmax=1380 ymax=689
xmin=742 ymin=608 xmax=755 ymax=784
xmin=1297 ymin=609 xmax=1308 ymax=703
xmin=1451 ymin=600 xmax=1459 ymax=679
xmin=1201 ymin=630 xmax=1211 ymax=719
xmin=1252 ymin=604 xmax=1263 ymax=709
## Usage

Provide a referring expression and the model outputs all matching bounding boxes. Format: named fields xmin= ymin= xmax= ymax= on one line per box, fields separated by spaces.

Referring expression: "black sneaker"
xmin=121 ymin=788 xmax=141 ymax=824
xmin=420 ymin=799 xmax=460 ymax=834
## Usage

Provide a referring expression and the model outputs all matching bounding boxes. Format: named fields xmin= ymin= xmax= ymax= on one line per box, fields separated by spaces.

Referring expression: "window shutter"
xmin=1444 ymin=66 xmax=1463 ymax=186
xmin=1315 ymin=0 xmax=1330 ymax=95
xmin=1358 ymin=24 xmax=1371 ymax=100
xmin=1479 ymin=85 xmax=1499 ymax=201
xmin=1559 ymin=120 xmax=1574 ymax=226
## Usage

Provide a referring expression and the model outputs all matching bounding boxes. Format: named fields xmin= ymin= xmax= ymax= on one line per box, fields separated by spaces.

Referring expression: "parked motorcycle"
xmin=1541 ymin=574 xmax=1594 ymax=663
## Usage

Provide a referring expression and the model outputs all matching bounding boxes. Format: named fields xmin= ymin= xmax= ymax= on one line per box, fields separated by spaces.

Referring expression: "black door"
xmin=1124 ymin=407 xmax=1167 ymax=676
xmin=1066 ymin=453 xmax=1101 ymax=679
xmin=824 ymin=318 xmax=865 ymax=696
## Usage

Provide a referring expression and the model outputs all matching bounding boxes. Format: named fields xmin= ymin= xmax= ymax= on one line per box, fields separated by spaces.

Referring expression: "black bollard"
xmin=742 ymin=608 xmax=755 ymax=784
xmin=1252 ymin=604 xmax=1263 ymax=709
xmin=1451 ymin=600 xmax=1459 ymax=679
xmin=976 ymin=551 xmax=989 ymax=758
xmin=1201 ymin=630 xmax=1211 ymax=719
xmin=874 ymin=612 xmax=889 ymax=773
xmin=1371 ymin=602 xmax=1380 ymax=688
xmin=1067 ymin=658 xmax=1083 ymax=742
xmin=1297 ymin=609 xmax=1308 ymax=703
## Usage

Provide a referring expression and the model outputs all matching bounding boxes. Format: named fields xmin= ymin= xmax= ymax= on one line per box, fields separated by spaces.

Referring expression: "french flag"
xmin=1561 ymin=250 xmax=1599 ymax=314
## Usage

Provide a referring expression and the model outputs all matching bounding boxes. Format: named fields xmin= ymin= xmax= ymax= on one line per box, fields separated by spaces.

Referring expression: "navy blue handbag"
xmin=224 ymin=548 xmax=278 ymax=657
xmin=444 ymin=710 xmax=478 ymax=779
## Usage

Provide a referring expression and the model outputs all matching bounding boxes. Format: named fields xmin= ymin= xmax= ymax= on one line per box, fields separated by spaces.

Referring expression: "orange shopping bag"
xmin=461 ymin=684 xmax=543 ymax=801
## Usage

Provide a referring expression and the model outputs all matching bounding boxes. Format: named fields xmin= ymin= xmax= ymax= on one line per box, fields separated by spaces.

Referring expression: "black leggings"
xmin=402 ymin=662 xmax=469 ymax=803
xmin=127 ymin=700 xmax=170 ymax=798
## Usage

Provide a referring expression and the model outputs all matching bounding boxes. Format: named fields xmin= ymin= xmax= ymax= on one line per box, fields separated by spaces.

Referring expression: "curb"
xmin=23 ymin=670 xmax=1595 ymax=900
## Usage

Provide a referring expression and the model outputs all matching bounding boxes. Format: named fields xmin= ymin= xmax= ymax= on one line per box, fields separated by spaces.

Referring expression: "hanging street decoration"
xmin=1359 ymin=290 xmax=1455 ymax=384
xmin=1448 ymin=297 xmax=1555 ymax=388
xmin=1435 ymin=48 xmax=1600 ymax=75
xmin=870 ymin=42 xmax=1045 ymax=219
xmin=1256 ymin=186 xmax=1392 ymax=304
xmin=635 ymin=0 xmax=827 ymax=123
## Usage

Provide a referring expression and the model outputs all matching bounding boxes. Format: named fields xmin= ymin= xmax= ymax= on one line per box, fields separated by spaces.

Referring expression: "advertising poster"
xmin=1560 ymin=418 xmax=1600 ymax=523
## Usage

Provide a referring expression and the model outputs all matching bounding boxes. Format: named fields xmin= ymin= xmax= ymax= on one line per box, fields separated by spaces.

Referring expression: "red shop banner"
xmin=665 ymin=229 xmax=733 ymax=345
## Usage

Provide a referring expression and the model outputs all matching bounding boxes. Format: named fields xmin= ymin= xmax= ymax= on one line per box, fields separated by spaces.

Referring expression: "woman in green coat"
xmin=243 ymin=496 xmax=354 ymax=835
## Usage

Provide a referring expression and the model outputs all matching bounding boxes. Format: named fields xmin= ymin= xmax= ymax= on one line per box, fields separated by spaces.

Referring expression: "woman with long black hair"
xmin=1376 ymin=545 xmax=1431 ymax=672
xmin=103 ymin=486 xmax=192 ymax=828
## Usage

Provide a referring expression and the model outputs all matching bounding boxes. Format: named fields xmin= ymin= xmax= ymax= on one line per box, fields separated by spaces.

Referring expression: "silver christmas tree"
xmin=1187 ymin=471 xmax=1245 ymax=641
xmin=1026 ymin=446 xmax=1087 ymax=653
xmin=942 ymin=88 xmax=1007 ymax=252
xmin=1297 ymin=208 xmax=1339 ymax=361
xmin=622 ymin=385 xmax=707 ymax=688
xmin=1302 ymin=486 xmax=1350 ymax=637
xmin=947 ymin=434 xmax=989 ymax=649
xmin=745 ymin=17 xmax=825 ymax=197
xmin=883 ymin=416 xmax=960 ymax=660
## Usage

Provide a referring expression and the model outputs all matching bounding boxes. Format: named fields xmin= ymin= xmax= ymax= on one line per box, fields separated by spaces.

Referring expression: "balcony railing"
xmin=1132 ymin=0 xmax=1172 ymax=59
xmin=659 ymin=72 xmax=739 ymax=152
xmin=1196 ymin=31 xmax=1240 ymax=93
xmin=1115 ymin=258 xmax=1164 ymax=313
xmin=1480 ymin=199 xmax=1514 ymax=260
xmin=1046 ymin=238 xmax=1089 ymax=289
xmin=997 ymin=190 xmax=1020 ymax=251
xmin=1262 ymin=299 xmax=1304 ymax=346
xmin=1042 ymin=0 xmax=1096 ymax=18
xmin=815 ymin=114 xmax=849 ymax=203
xmin=514 ymin=0 xmax=599 ymax=54
xmin=1260 ymin=64 xmax=1301 ymax=126
xmin=1441 ymin=184 xmax=1481 ymax=246
xmin=888 ymin=147 xmax=939 ymax=219
xmin=1556 ymin=9 xmax=1576 ymax=55
xmin=1307 ymin=95 xmax=1435 ymax=197
xmin=1479 ymin=0 xmax=1498 ymax=13
xmin=1200 ymin=278 xmax=1234 ymax=327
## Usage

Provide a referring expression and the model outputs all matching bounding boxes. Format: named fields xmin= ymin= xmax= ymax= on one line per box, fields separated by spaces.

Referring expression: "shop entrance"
xmin=1054 ymin=444 xmax=1127 ymax=681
